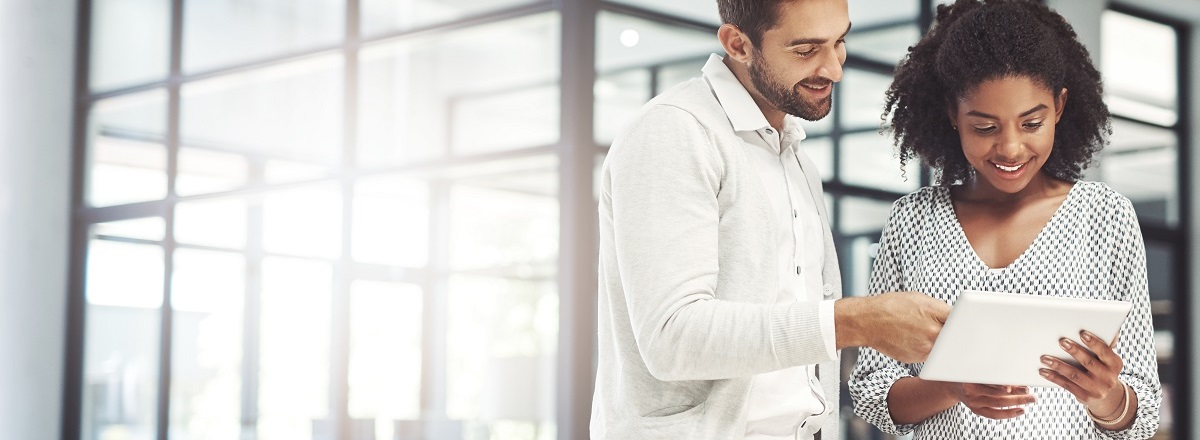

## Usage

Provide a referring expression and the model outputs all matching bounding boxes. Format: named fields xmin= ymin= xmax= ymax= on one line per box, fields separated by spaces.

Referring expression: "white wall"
xmin=0 ymin=0 xmax=75 ymax=438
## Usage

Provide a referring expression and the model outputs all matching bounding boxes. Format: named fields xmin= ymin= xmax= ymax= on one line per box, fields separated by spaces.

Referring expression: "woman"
xmin=848 ymin=0 xmax=1161 ymax=438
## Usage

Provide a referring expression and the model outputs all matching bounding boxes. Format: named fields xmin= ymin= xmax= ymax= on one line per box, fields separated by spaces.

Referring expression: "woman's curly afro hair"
xmin=883 ymin=0 xmax=1111 ymax=185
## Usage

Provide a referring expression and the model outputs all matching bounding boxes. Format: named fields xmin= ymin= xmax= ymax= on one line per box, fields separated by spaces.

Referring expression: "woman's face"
xmin=949 ymin=75 xmax=1067 ymax=195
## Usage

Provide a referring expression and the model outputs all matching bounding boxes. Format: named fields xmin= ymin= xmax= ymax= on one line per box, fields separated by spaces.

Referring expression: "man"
xmin=591 ymin=0 xmax=952 ymax=439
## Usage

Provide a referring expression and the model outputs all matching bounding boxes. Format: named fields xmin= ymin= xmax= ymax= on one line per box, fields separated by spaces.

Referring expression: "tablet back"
xmin=918 ymin=290 xmax=1132 ymax=388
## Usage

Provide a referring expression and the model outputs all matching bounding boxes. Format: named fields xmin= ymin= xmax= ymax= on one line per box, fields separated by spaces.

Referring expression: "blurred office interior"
xmin=0 ymin=0 xmax=1197 ymax=439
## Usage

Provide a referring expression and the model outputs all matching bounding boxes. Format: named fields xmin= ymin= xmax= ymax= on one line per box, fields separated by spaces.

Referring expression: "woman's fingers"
xmin=1079 ymin=330 xmax=1124 ymax=372
xmin=959 ymin=383 xmax=1036 ymax=419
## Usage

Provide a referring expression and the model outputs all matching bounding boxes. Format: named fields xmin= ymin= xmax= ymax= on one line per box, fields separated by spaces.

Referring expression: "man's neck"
xmin=723 ymin=56 xmax=785 ymax=132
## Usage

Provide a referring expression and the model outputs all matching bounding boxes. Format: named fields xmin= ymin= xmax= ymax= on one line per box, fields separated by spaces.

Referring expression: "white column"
xmin=0 ymin=0 xmax=75 ymax=439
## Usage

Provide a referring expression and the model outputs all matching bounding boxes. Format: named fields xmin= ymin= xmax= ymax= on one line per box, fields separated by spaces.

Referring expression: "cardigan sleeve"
xmin=1095 ymin=194 xmax=1161 ymax=440
xmin=604 ymin=103 xmax=833 ymax=382
xmin=848 ymin=195 xmax=919 ymax=436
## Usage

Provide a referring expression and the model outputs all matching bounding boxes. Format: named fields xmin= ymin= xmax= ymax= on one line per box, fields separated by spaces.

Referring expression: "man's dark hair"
xmin=883 ymin=0 xmax=1111 ymax=185
xmin=717 ymin=0 xmax=790 ymax=45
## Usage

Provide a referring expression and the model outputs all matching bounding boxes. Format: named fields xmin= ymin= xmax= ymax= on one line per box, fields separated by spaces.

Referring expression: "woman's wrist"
xmin=1086 ymin=383 xmax=1130 ymax=427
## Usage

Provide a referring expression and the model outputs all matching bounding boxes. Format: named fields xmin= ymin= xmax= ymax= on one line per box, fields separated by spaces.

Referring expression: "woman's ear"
xmin=946 ymin=102 xmax=958 ymax=132
xmin=718 ymin=24 xmax=753 ymax=64
xmin=1054 ymin=87 xmax=1068 ymax=123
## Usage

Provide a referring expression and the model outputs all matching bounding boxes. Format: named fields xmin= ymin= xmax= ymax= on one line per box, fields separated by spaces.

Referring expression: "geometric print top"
xmin=849 ymin=181 xmax=1162 ymax=439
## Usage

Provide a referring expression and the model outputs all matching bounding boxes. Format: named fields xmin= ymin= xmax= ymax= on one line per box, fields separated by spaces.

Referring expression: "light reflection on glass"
xmin=348 ymin=281 xmax=422 ymax=422
xmin=351 ymin=176 xmax=429 ymax=268
xmin=169 ymin=248 xmax=245 ymax=440
xmin=258 ymin=257 xmax=332 ymax=440
xmin=83 ymin=236 xmax=163 ymax=440
xmin=87 ymin=91 xmax=169 ymax=208
xmin=175 ymin=197 xmax=248 ymax=250
xmin=262 ymin=185 xmax=342 ymax=259
xmin=446 ymin=275 xmax=557 ymax=426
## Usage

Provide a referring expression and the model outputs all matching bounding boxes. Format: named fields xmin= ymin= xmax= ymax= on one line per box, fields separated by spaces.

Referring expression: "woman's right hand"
xmin=946 ymin=383 xmax=1037 ymax=419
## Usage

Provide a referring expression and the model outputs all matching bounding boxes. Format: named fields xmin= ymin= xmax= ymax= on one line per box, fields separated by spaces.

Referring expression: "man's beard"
xmin=748 ymin=53 xmax=834 ymax=121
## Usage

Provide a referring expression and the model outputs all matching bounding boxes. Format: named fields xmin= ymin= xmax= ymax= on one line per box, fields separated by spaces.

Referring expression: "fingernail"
xmin=1059 ymin=338 xmax=1072 ymax=350
xmin=1081 ymin=331 xmax=1093 ymax=342
xmin=1039 ymin=369 xmax=1051 ymax=378
xmin=1017 ymin=409 xmax=1026 ymax=415
xmin=1041 ymin=356 xmax=1053 ymax=367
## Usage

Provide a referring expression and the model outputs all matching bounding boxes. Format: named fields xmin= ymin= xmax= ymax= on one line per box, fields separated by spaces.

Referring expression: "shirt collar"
xmin=701 ymin=54 xmax=808 ymax=144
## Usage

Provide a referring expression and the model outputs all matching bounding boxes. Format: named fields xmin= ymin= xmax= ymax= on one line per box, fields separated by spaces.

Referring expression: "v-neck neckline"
xmin=938 ymin=182 xmax=1080 ymax=273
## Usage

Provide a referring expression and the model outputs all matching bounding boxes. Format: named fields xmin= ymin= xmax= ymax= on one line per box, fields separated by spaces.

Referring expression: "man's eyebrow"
xmin=965 ymin=104 xmax=1049 ymax=120
xmin=785 ymin=22 xmax=852 ymax=47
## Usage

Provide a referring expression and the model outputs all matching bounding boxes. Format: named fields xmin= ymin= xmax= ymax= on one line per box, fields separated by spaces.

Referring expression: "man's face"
xmin=747 ymin=0 xmax=849 ymax=121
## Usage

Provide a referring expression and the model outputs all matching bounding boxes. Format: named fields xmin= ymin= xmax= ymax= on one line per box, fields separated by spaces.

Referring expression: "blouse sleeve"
xmin=849 ymin=195 xmax=920 ymax=436
xmin=1096 ymin=194 xmax=1162 ymax=440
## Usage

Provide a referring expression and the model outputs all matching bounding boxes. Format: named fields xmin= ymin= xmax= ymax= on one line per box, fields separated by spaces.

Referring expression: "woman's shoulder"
xmin=1070 ymin=180 xmax=1136 ymax=213
xmin=891 ymin=185 xmax=950 ymax=212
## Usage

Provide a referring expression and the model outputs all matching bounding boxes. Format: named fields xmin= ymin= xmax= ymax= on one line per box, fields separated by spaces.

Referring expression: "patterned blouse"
xmin=849 ymin=181 xmax=1161 ymax=439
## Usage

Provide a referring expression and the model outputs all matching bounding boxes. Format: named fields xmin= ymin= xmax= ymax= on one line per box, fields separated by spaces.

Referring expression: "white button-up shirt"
xmin=700 ymin=55 xmax=837 ymax=440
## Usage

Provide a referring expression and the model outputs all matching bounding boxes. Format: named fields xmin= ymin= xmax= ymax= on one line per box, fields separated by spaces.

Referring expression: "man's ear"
xmin=718 ymin=24 xmax=753 ymax=64
xmin=1054 ymin=87 xmax=1069 ymax=124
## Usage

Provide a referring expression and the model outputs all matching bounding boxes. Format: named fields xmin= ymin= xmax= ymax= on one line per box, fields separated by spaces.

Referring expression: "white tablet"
xmin=918 ymin=290 xmax=1132 ymax=388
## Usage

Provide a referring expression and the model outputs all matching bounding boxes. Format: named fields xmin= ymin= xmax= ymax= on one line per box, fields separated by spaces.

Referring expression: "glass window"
xmin=847 ymin=24 xmax=920 ymax=66
xmin=851 ymin=0 xmax=918 ymax=28
xmin=183 ymin=0 xmax=345 ymax=73
xmin=83 ymin=237 xmax=163 ymax=440
xmin=351 ymin=175 xmax=430 ymax=268
xmin=89 ymin=0 xmax=169 ymax=91
xmin=655 ymin=57 xmax=708 ymax=95
xmin=169 ymin=248 xmax=246 ymax=440
xmin=257 ymin=257 xmax=333 ymax=440
xmin=361 ymin=0 xmax=545 ymax=36
xmin=176 ymin=147 xmax=250 ymax=197
xmin=1101 ymin=11 xmax=1178 ymax=126
xmin=1096 ymin=119 xmax=1179 ymax=228
xmin=595 ymin=12 xmax=719 ymax=73
xmin=175 ymin=196 xmax=249 ymax=250
xmin=262 ymin=184 xmax=343 ymax=259
xmin=801 ymin=137 xmax=834 ymax=182
xmin=180 ymin=55 xmax=344 ymax=174
xmin=87 ymin=91 xmax=168 ymax=208
xmin=448 ymin=157 xmax=558 ymax=274
xmin=93 ymin=217 xmax=165 ymax=242
xmin=446 ymin=275 xmax=557 ymax=437
xmin=594 ymin=12 xmax=719 ymax=146
xmin=595 ymin=69 xmax=651 ymax=145
xmin=358 ymin=13 xmax=560 ymax=167
xmin=841 ymin=69 xmax=893 ymax=130
xmin=347 ymin=281 xmax=423 ymax=424
xmin=605 ymin=0 xmax=720 ymax=26
xmin=839 ymin=196 xmax=893 ymax=236
xmin=840 ymin=131 xmax=920 ymax=193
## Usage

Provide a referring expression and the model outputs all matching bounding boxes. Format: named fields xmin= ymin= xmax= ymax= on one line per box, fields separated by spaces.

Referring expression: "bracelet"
xmin=1086 ymin=383 xmax=1130 ymax=427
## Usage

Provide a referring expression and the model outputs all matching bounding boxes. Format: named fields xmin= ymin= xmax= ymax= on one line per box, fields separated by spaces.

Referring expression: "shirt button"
xmin=765 ymin=128 xmax=774 ymax=134
xmin=823 ymin=284 xmax=834 ymax=297
xmin=796 ymin=266 xmax=802 ymax=275
xmin=793 ymin=209 xmax=798 ymax=218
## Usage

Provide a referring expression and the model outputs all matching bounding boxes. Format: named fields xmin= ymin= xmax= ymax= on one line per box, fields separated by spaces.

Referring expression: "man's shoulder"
xmin=637 ymin=77 xmax=727 ymax=126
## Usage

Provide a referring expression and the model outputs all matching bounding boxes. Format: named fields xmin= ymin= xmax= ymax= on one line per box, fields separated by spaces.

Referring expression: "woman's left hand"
xmin=1038 ymin=330 xmax=1126 ymax=418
